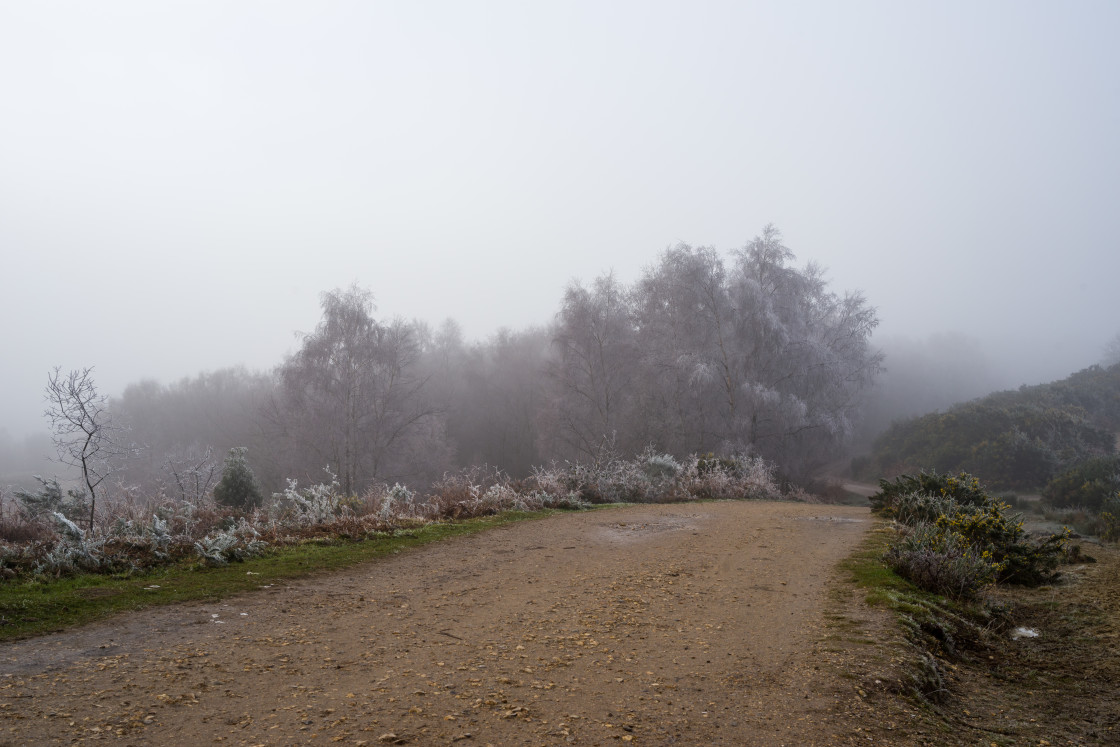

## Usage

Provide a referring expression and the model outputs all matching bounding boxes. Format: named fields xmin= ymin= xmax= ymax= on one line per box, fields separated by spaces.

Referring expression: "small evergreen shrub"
xmin=213 ymin=447 xmax=264 ymax=510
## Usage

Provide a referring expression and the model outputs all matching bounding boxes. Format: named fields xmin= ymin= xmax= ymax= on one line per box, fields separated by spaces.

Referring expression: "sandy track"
xmin=0 ymin=501 xmax=873 ymax=746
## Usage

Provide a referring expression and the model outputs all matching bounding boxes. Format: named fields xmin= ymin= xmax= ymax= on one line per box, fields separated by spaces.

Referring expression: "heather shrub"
xmin=884 ymin=522 xmax=999 ymax=599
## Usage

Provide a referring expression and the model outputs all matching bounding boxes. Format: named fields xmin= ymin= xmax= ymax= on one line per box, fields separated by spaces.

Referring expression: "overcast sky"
xmin=2 ymin=0 xmax=1118 ymax=437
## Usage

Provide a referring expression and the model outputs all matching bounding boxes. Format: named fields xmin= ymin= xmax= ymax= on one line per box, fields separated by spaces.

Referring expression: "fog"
xmin=2 ymin=1 xmax=1118 ymax=443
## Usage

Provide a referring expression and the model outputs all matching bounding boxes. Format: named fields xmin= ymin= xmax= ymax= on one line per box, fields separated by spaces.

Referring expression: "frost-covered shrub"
xmin=425 ymin=467 xmax=513 ymax=519
xmin=884 ymin=522 xmax=998 ymax=599
xmin=379 ymin=483 xmax=413 ymax=521
xmin=272 ymin=470 xmax=345 ymax=526
xmin=0 ymin=449 xmax=810 ymax=581
xmin=889 ymin=492 xmax=966 ymax=526
xmin=32 ymin=512 xmax=107 ymax=577
xmin=14 ymin=477 xmax=89 ymax=524
xmin=144 ymin=514 xmax=173 ymax=558
xmin=194 ymin=518 xmax=268 ymax=566
xmin=641 ymin=451 xmax=681 ymax=480
xmin=875 ymin=472 xmax=1068 ymax=594
xmin=688 ymin=454 xmax=784 ymax=501
xmin=872 ymin=471 xmax=990 ymax=515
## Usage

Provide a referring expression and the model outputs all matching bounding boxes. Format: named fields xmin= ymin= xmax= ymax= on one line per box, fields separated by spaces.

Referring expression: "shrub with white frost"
xmin=194 ymin=518 xmax=268 ymax=566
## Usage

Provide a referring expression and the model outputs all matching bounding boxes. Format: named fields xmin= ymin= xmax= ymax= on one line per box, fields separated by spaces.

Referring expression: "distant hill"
xmin=854 ymin=363 xmax=1120 ymax=490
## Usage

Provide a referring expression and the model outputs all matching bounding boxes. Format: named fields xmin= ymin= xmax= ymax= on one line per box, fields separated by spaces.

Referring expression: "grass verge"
xmin=0 ymin=508 xmax=575 ymax=643
xmin=837 ymin=521 xmax=1006 ymax=704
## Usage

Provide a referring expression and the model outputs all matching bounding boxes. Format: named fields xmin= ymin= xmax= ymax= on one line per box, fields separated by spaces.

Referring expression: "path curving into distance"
xmin=1 ymin=501 xmax=877 ymax=745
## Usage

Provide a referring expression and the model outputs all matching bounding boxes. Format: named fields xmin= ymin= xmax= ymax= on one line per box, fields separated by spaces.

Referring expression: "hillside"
xmin=856 ymin=362 xmax=1120 ymax=490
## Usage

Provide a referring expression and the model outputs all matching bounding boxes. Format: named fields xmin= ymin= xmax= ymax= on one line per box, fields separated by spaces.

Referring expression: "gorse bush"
xmin=871 ymin=471 xmax=989 ymax=514
xmin=874 ymin=471 xmax=1067 ymax=598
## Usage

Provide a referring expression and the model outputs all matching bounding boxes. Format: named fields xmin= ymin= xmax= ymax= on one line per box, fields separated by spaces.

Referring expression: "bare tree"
xmin=44 ymin=367 xmax=133 ymax=529
xmin=162 ymin=444 xmax=220 ymax=506
xmin=546 ymin=274 xmax=640 ymax=461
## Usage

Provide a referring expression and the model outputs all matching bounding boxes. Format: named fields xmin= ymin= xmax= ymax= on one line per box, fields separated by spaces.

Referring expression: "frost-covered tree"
xmin=213 ymin=447 xmax=264 ymax=510
xmin=633 ymin=244 xmax=733 ymax=454
xmin=543 ymin=227 xmax=882 ymax=477
xmin=162 ymin=444 xmax=220 ymax=505
xmin=724 ymin=226 xmax=882 ymax=473
xmin=274 ymin=285 xmax=445 ymax=493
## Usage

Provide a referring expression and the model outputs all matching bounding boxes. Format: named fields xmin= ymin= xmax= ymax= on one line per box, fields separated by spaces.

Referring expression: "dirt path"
xmin=0 ymin=501 xmax=877 ymax=746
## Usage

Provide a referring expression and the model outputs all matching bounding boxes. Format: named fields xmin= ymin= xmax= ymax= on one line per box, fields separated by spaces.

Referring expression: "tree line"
xmin=94 ymin=226 xmax=881 ymax=500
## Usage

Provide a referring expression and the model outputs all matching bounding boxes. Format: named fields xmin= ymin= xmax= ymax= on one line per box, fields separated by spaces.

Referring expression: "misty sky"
xmin=2 ymin=1 xmax=1118 ymax=437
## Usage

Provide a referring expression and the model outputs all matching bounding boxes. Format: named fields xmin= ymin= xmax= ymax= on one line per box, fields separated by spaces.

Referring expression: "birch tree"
xmin=546 ymin=274 xmax=639 ymax=461
xmin=726 ymin=226 xmax=882 ymax=472
xmin=275 ymin=286 xmax=443 ymax=493
xmin=543 ymin=226 xmax=882 ymax=477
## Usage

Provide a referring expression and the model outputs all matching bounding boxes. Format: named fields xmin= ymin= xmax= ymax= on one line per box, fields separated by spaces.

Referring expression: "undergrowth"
xmin=874 ymin=471 xmax=1068 ymax=599
xmin=0 ymin=450 xmax=799 ymax=583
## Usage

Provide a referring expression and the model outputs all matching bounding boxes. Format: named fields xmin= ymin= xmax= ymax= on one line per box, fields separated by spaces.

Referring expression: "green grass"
xmin=0 ymin=508 xmax=571 ymax=642
xmin=839 ymin=522 xmax=985 ymax=622
xmin=839 ymin=524 xmax=915 ymax=603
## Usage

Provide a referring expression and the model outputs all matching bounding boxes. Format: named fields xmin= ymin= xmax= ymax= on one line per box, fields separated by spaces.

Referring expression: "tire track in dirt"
xmin=0 ymin=501 xmax=876 ymax=745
